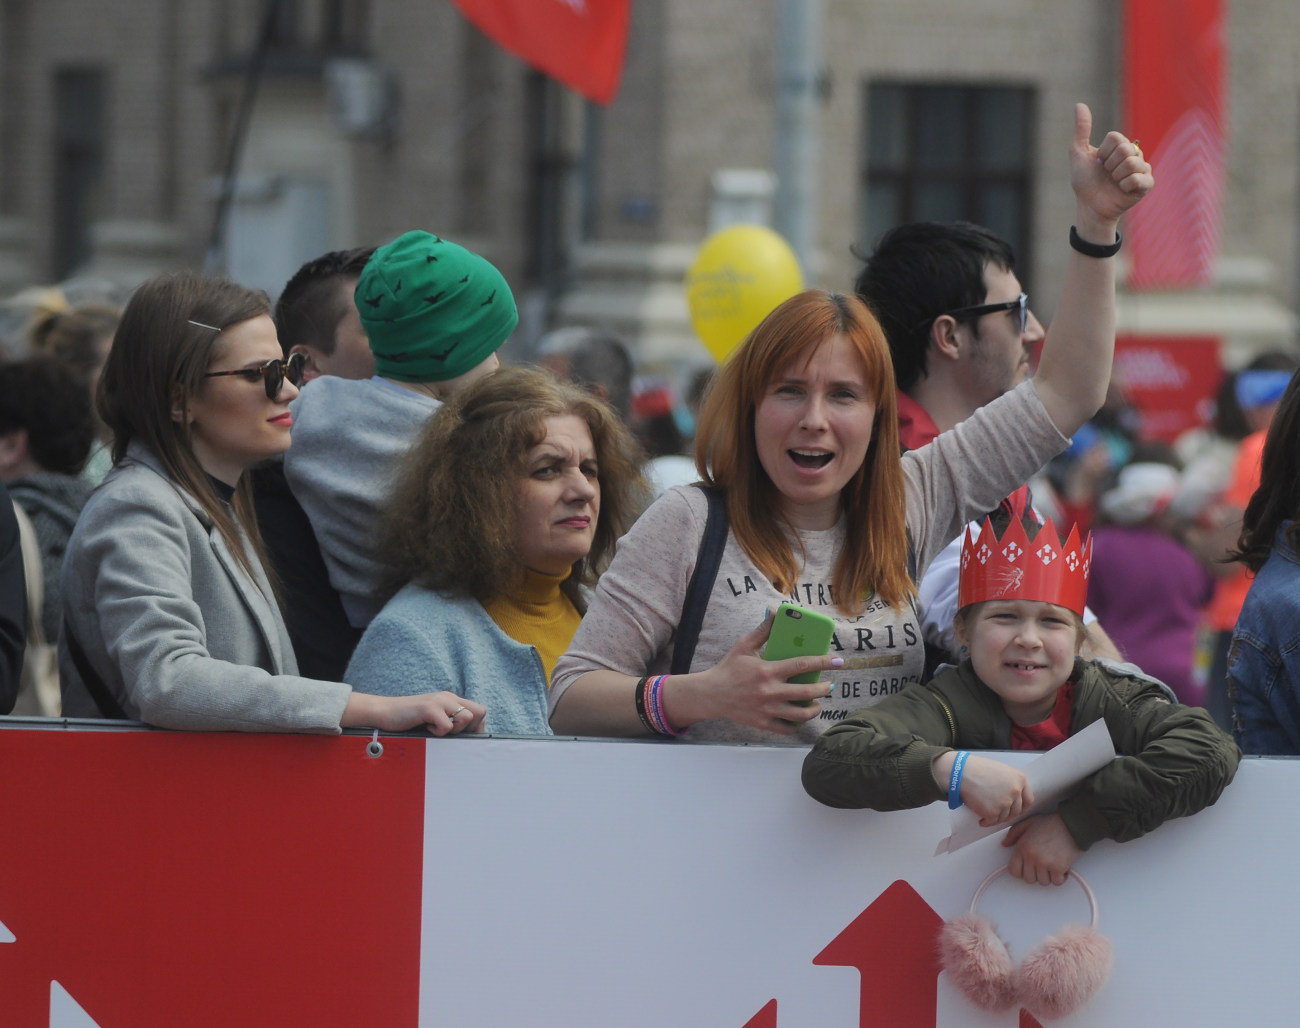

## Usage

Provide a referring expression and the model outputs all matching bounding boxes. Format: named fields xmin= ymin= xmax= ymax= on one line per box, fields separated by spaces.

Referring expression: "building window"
xmin=52 ymin=67 xmax=107 ymax=280
xmin=321 ymin=0 xmax=367 ymax=50
xmin=255 ymin=0 xmax=367 ymax=54
xmin=862 ymin=83 xmax=1035 ymax=273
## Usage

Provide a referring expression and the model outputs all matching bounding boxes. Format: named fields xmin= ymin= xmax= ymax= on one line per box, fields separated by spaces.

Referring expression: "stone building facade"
xmin=1 ymin=0 xmax=1296 ymax=371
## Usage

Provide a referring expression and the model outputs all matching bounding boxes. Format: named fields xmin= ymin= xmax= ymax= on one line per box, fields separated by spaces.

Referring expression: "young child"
xmin=802 ymin=516 xmax=1240 ymax=886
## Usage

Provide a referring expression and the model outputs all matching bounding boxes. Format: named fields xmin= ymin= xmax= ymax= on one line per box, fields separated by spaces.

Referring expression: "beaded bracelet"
xmin=648 ymin=674 xmax=683 ymax=737
xmin=633 ymin=676 xmax=657 ymax=735
xmin=633 ymin=674 xmax=681 ymax=737
xmin=947 ymin=750 xmax=971 ymax=809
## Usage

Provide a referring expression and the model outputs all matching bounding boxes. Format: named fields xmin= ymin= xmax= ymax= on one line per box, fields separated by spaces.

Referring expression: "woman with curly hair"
xmin=1227 ymin=368 xmax=1300 ymax=753
xmin=344 ymin=365 xmax=646 ymax=734
xmin=60 ymin=269 xmax=489 ymax=736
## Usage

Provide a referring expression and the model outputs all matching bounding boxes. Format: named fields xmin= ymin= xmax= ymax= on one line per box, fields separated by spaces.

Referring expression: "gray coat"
xmin=59 ymin=444 xmax=351 ymax=731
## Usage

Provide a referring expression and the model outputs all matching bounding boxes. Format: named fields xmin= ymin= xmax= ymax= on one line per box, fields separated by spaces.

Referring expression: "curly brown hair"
xmin=380 ymin=365 xmax=647 ymax=609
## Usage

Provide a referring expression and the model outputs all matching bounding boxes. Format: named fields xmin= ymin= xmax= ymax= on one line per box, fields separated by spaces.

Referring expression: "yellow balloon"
xmin=685 ymin=224 xmax=804 ymax=363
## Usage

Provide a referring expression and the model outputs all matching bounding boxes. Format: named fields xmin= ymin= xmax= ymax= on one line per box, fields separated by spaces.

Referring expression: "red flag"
xmin=450 ymin=0 xmax=632 ymax=105
xmin=1123 ymin=0 xmax=1226 ymax=288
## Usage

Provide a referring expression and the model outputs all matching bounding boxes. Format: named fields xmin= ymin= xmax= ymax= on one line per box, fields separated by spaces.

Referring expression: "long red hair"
xmin=694 ymin=290 xmax=912 ymax=614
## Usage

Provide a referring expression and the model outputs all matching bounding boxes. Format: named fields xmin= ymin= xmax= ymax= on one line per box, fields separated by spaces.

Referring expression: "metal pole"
xmin=205 ymin=0 xmax=283 ymax=274
xmin=773 ymin=0 xmax=824 ymax=279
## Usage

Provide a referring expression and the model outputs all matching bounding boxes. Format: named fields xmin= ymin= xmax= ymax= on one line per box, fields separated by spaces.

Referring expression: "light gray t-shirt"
xmin=551 ymin=379 xmax=1068 ymax=744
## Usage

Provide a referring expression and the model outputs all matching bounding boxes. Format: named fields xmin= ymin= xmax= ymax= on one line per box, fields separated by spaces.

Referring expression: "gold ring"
xmin=450 ymin=706 xmax=467 ymax=719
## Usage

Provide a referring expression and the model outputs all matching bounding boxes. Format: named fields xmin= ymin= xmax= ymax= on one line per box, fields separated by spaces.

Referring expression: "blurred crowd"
xmin=0 ymin=111 xmax=1291 ymax=790
xmin=2 ymin=256 xmax=1289 ymax=738
xmin=0 ymin=243 xmax=1294 ymax=744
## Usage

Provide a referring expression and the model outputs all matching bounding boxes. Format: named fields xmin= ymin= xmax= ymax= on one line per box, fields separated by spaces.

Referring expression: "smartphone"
xmin=762 ymin=602 xmax=836 ymax=684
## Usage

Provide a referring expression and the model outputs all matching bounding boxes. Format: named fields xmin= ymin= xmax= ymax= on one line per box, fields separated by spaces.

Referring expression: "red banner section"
xmin=1114 ymin=334 xmax=1222 ymax=442
xmin=1123 ymin=0 xmax=1226 ymax=288
xmin=449 ymin=0 xmax=632 ymax=105
xmin=0 ymin=730 xmax=425 ymax=1026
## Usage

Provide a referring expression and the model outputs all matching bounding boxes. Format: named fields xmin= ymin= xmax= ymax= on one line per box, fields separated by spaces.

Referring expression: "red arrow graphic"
xmin=741 ymin=997 xmax=778 ymax=1028
xmin=814 ymin=879 xmax=945 ymax=1027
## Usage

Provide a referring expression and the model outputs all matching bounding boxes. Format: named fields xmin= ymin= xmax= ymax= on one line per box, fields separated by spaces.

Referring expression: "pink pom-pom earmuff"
xmin=1018 ymin=921 xmax=1114 ymax=1020
xmin=938 ymin=866 xmax=1113 ymax=1020
xmin=938 ymin=912 xmax=1018 ymax=1011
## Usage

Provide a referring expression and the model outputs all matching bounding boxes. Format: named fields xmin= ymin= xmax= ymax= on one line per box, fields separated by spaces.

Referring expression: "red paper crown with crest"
xmin=958 ymin=516 xmax=1092 ymax=616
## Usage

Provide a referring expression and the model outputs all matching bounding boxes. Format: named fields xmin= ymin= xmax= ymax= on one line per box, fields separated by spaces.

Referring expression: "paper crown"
xmin=958 ymin=516 xmax=1092 ymax=616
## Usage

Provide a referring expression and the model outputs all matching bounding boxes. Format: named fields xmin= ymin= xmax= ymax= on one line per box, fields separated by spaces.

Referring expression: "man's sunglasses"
xmin=204 ymin=352 xmax=306 ymax=399
xmin=920 ymin=292 xmax=1029 ymax=336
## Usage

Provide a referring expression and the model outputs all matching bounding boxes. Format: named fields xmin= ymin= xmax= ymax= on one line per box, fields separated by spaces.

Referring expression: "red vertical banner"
xmin=1123 ymin=0 xmax=1225 ymax=289
xmin=449 ymin=0 xmax=632 ymax=105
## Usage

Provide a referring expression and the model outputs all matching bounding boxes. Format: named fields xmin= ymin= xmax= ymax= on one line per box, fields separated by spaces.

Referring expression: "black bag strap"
xmin=671 ymin=486 xmax=728 ymax=675
xmin=669 ymin=489 xmax=920 ymax=676
xmin=61 ymin=617 xmax=129 ymax=720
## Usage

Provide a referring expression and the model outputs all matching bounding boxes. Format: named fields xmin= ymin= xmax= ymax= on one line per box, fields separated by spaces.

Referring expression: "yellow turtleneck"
xmin=483 ymin=569 xmax=582 ymax=686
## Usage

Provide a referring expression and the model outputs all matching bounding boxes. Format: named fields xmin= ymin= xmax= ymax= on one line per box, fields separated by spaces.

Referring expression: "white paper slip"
xmin=934 ymin=718 xmax=1117 ymax=855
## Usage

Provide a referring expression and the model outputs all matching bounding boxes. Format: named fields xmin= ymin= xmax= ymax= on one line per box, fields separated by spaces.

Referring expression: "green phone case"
xmin=763 ymin=602 xmax=836 ymax=684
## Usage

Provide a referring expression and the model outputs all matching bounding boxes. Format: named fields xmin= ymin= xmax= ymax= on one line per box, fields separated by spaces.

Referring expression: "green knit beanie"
xmin=356 ymin=231 xmax=518 ymax=382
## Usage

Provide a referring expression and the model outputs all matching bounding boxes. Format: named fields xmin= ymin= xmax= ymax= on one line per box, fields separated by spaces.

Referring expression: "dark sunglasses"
xmin=203 ymin=352 xmax=306 ymax=399
xmin=919 ymin=292 xmax=1029 ymax=336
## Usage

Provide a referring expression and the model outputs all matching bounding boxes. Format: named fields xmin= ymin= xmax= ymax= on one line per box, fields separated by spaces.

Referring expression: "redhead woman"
xmin=345 ymin=366 xmax=645 ymax=733
xmin=550 ymin=103 xmax=1153 ymax=743
xmin=59 ymin=271 xmax=485 ymax=734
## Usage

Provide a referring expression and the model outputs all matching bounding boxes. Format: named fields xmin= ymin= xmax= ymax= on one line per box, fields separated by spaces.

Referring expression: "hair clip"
xmin=187 ymin=319 xmax=222 ymax=332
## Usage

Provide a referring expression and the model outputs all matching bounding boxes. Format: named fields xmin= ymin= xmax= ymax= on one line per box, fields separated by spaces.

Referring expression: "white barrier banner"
xmin=0 ymin=726 xmax=1289 ymax=1026
xmin=424 ymin=738 xmax=1287 ymax=1027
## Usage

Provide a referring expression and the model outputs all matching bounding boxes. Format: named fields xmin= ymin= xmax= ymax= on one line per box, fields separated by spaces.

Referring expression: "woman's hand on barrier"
xmin=663 ymin=611 xmax=844 ymax=735
xmin=342 ymin=692 xmax=488 ymax=736
xmin=1003 ymin=813 xmax=1081 ymax=887
xmin=956 ymin=755 xmax=1034 ymax=827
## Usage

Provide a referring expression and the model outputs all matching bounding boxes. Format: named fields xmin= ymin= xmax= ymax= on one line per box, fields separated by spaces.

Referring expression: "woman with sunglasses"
xmin=58 ymin=270 xmax=486 ymax=735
